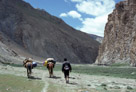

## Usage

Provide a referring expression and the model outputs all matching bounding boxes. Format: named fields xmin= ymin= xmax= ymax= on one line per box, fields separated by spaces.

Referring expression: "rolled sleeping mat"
xmin=47 ymin=60 xmax=56 ymax=64
xmin=46 ymin=58 xmax=54 ymax=61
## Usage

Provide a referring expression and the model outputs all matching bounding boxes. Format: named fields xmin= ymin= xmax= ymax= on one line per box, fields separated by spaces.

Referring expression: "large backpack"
xmin=64 ymin=64 xmax=70 ymax=70
xmin=32 ymin=62 xmax=37 ymax=68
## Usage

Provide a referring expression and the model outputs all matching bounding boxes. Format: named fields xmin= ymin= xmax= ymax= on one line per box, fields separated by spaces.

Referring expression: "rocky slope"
xmin=96 ymin=0 xmax=136 ymax=66
xmin=0 ymin=0 xmax=100 ymax=64
xmin=0 ymin=40 xmax=23 ymax=64
xmin=89 ymin=34 xmax=103 ymax=43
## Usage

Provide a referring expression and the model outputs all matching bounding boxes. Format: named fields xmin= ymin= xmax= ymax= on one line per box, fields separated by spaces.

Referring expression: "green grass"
xmin=47 ymin=82 xmax=70 ymax=92
xmin=0 ymin=74 xmax=44 ymax=92
xmin=38 ymin=64 xmax=136 ymax=79
xmin=2 ymin=63 xmax=23 ymax=67
xmin=72 ymin=65 xmax=136 ymax=79
xmin=109 ymin=63 xmax=130 ymax=67
xmin=3 ymin=63 xmax=136 ymax=79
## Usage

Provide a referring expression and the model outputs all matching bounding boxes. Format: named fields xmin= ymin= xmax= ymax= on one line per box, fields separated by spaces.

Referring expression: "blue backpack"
xmin=32 ymin=62 xmax=37 ymax=68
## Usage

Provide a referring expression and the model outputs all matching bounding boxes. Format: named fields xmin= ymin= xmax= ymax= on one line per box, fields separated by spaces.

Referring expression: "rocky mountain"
xmin=95 ymin=0 xmax=136 ymax=66
xmin=0 ymin=41 xmax=23 ymax=64
xmin=0 ymin=0 xmax=100 ymax=64
xmin=89 ymin=34 xmax=103 ymax=43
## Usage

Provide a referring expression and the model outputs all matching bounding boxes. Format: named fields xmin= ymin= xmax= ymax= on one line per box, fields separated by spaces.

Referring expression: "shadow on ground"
xmin=48 ymin=76 xmax=61 ymax=79
xmin=28 ymin=76 xmax=42 ymax=80
xmin=68 ymin=82 xmax=78 ymax=85
xmin=69 ymin=76 xmax=76 ymax=79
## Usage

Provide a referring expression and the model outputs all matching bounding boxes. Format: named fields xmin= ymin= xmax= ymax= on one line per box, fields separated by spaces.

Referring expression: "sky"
xmin=24 ymin=0 xmax=123 ymax=37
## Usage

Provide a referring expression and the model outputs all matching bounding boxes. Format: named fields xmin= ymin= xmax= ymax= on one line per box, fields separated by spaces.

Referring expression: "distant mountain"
xmin=96 ymin=0 xmax=136 ymax=66
xmin=89 ymin=34 xmax=103 ymax=43
xmin=0 ymin=0 xmax=100 ymax=64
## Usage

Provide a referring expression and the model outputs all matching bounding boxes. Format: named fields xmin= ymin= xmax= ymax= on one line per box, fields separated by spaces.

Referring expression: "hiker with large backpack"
xmin=62 ymin=58 xmax=72 ymax=83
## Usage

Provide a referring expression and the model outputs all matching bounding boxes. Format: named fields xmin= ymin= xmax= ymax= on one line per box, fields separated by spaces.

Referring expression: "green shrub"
xmin=127 ymin=86 xmax=133 ymax=90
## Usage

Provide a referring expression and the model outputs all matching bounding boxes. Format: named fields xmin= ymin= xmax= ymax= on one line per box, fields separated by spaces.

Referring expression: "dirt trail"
xmin=0 ymin=65 xmax=136 ymax=92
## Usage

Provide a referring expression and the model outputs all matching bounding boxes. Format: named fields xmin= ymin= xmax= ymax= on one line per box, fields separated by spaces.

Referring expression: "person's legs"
xmin=66 ymin=70 xmax=69 ymax=83
xmin=64 ymin=70 xmax=69 ymax=83
xmin=64 ymin=71 xmax=67 ymax=82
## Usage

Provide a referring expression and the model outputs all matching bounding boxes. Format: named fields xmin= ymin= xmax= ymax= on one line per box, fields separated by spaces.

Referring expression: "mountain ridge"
xmin=0 ymin=0 xmax=100 ymax=64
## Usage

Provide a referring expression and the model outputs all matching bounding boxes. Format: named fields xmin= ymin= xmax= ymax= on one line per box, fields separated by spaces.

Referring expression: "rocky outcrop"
xmin=95 ymin=0 xmax=136 ymax=66
xmin=0 ymin=0 xmax=100 ymax=64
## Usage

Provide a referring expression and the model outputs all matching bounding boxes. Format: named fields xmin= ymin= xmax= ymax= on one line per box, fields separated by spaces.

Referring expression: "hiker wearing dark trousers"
xmin=62 ymin=58 xmax=72 ymax=83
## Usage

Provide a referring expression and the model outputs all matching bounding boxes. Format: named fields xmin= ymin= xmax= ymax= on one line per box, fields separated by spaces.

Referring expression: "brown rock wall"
xmin=96 ymin=0 xmax=136 ymax=66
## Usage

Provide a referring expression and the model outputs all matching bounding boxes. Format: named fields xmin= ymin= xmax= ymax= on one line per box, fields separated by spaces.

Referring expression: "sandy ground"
xmin=0 ymin=65 xmax=136 ymax=92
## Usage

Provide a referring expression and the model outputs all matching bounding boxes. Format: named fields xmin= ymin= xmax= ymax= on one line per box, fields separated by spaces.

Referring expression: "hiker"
xmin=62 ymin=58 xmax=72 ymax=83
xmin=43 ymin=58 xmax=56 ymax=78
xmin=23 ymin=58 xmax=37 ymax=78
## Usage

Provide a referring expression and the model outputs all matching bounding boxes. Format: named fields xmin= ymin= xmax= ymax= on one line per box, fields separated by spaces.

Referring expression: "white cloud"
xmin=61 ymin=0 xmax=115 ymax=36
xmin=71 ymin=0 xmax=84 ymax=2
xmin=79 ymin=15 xmax=108 ymax=36
xmin=60 ymin=13 xmax=67 ymax=17
xmin=71 ymin=0 xmax=115 ymax=36
xmin=68 ymin=11 xmax=81 ymax=19
xmin=76 ymin=0 xmax=115 ymax=16
xmin=60 ymin=10 xmax=83 ymax=21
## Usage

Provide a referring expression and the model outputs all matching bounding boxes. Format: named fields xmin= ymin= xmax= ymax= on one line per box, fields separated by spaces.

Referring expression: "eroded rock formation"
xmin=96 ymin=0 xmax=136 ymax=66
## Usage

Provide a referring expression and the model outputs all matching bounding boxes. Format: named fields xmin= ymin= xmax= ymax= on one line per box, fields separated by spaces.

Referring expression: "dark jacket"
xmin=62 ymin=61 xmax=72 ymax=72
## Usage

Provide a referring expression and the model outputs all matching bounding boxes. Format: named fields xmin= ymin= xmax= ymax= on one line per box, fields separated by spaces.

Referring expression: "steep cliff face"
xmin=96 ymin=0 xmax=136 ymax=66
xmin=0 ymin=0 xmax=100 ymax=63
